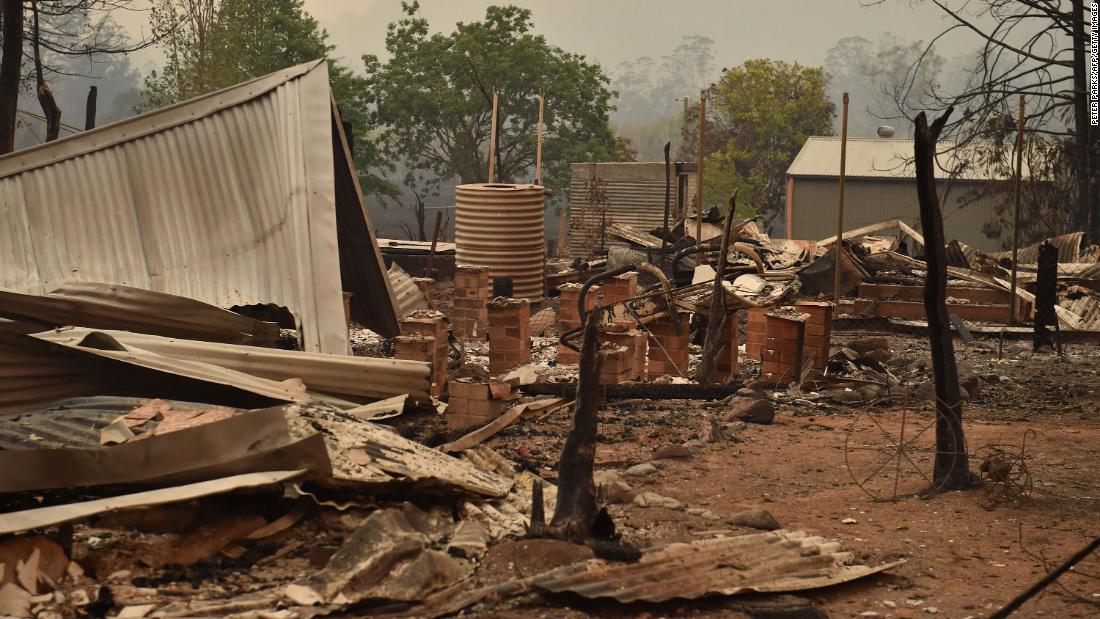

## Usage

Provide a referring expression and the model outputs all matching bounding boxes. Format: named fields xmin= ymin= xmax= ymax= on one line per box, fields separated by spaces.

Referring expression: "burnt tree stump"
xmin=914 ymin=108 xmax=971 ymax=492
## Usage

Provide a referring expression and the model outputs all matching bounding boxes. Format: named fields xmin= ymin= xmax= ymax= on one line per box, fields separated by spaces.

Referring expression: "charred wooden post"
xmin=697 ymin=193 xmax=738 ymax=383
xmin=1034 ymin=240 xmax=1058 ymax=352
xmin=84 ymin=86 xmax=97 ymax=130
xmin=914 ymin=108 xmax=971 ymax=492
xmin=550 ymin=311 xmax=602 ymax=540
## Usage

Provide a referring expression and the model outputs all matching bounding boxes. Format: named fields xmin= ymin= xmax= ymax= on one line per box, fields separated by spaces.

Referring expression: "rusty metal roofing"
xmin=988 ymin=232 xmax=1087 ymax=264
xmin=0 ymin=60 xmax=398 ymax=353
xmin=787 ymin=137 xmax=1029 ymax=180
xmin=531 ymin=530 xmax=901 ymax=602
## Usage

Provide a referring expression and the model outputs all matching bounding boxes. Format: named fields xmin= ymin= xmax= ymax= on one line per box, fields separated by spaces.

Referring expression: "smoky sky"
xmin=114 ymin=0 xmax=983 ymax=77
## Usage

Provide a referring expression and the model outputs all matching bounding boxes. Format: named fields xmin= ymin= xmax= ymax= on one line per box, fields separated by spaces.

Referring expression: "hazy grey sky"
xmin=116 ymin=0 xmax=980 ymax=77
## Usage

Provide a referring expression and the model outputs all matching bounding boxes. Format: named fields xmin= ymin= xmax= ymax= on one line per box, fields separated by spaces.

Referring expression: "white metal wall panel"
xmin=0 ymin=61 xmax=391 ymax=353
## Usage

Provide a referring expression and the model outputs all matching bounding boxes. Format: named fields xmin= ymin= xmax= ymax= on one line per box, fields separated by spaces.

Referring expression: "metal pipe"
xmin=1009 ymin=95 xmax=1025 ymax=327
xmin=833 ymin=92 xmax=849 ymax=301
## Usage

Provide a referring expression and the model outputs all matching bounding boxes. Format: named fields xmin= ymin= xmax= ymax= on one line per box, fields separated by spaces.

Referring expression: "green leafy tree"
xmin=681 ymin=59 xmax=834 ymax=222
xmin=361 ymin=2 xmax=628 ymax=202
xmin=141 ymin=0 xmax=397 ymax=200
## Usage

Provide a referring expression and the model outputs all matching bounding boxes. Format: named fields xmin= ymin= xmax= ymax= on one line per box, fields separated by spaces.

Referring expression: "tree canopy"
xmin=680 ymin=59 xmax=834 ymax=222
xmin=361 ymin=2 xmax=629 ymax=202
xmin=142 ymin=0 xmax=398 ymax=200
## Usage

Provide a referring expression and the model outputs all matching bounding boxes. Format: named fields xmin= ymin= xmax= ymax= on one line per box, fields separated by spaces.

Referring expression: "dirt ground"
xmin=439 ymin=332 xmax=1100 ymax=618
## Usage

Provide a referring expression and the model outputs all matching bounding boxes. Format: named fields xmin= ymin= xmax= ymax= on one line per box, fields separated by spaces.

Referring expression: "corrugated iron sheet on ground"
xmin=0 ymin=329 xmax=304 ymax=413
xmin=36 ymin=328 xmax=432 ymax=403
xmin=0 ymin=283 xmax=279 ymax=344
xmin=0 ymin=60 xmax=398 ymax=354
xmin=532 ymin=530 xmax=902 ymax=602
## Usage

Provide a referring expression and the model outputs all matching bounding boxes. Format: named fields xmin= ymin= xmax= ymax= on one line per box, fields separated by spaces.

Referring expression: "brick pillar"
xmin=746 ymin=307 xmax=767 ymax=363
xmin=558 ymin=283 xmax=599 ymax=365
xmin=715 ymin=310 xmax=741 ymax=382
xmin=399 ymin=310 xmax=448 ymax=396
xmin=453 ymin=265 xmax=489 ymax=340
xmin=413 ymin=277 xmax=434 ymax=303
xmin=795 ymin=301 xmax=833 ymax=378
xmin=646 ymin=319 xmax=689 ymax=379
xmin=394 ymin=334 xmax=442 ymax=395
xmin=762 ymin=312 xmax=808 ymax=385
xmin=600 ymin=322 xmax=647 ymax=381
xmin=446 ymin=379 xmax=505 ymax=430
xmin=488 ymin=298 xmax=531 ymax=376
xmin=600 ymin=272 xmax=638 ymax=322
xmin=599 ymin=345 xmax=632 ymax=384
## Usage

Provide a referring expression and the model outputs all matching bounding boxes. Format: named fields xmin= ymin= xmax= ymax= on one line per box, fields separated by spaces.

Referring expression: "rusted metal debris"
xmin=530 ymin=531 xmax=903 ymax=603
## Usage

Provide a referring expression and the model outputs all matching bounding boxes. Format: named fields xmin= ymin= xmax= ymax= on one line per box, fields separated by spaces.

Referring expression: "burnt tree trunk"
xmin=549 ymin=310 xmax=601 ymax=540
xmin=697 ymin=192 xmax=737 ymax=384
xmin=84 ymin=86 xmax=97 ymax=130
xmin=31 ymin=1 xmax=61 ymax=142
xmin=0 ymin=0 xmax=23 ymax=154
xmin=914 ymin=108 xmax=971 ymax=492
xmin=1033 ymin=241 xmax=1058 ymax=352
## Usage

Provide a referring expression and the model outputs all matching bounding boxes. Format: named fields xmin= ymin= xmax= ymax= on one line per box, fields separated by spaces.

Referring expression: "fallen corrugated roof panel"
xmin=988 ymin=232 xmax=1087 ymax=264
xmin=0 ymin=283 xmax=279 ymax=344
xmin=0 ymin=60 xmax=398 ymax=353
xmin=388 ymin=262 xmax=430 ymax=319
xmin=0 ymin=397 xmax=149 ymax=451
xmin=0 ymin=470 xmax=305 ymax=535
xmin=532 ymin=530 xmax=902 ymax=602
xmin=37 ymin=328 xmax=431 ymax=403
xmin=0 ymin=329 xmax=304 ymax=413
xmin=0 ymin=405 xmax=331 ymax=494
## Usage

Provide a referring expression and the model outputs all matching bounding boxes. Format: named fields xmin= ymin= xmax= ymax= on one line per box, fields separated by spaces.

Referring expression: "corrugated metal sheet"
xmin=455 ymin=183 xmax=546 ymax=301
xmin=0 ymin=329 xmax=302 ymax=413
xmin=788 ymin=177 xmax=1006 ymax=251
xmin=568 ymin=162 xmax=697 ymax=257
xmin=988 ymin=232 xmax=1086 ymax=263
xmin=36 ymin=328 xmax=432 ymax=402
xmin=531 ymin=530 xmax=901 ymax=602
xmin=0 ymin=282 xmax=278 ymax=344
xmin=0 ymin=60 xmax=398 ymax=354
xmin=388 ymin=262 xmax=429 ymax=319
xmin=787 ymin=136 xmax=1028 ymax=180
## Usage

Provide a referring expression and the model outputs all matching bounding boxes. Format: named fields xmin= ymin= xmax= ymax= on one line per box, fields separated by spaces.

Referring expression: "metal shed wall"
xmin=788 ymin=177 xmax=1008 ymax=251
xmin=568 ymin=162 xmax=697 ymax=257
xmin=0 ymin=61 xmax=398 ymax=353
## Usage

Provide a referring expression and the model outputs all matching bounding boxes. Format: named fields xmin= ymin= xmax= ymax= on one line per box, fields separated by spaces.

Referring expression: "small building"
xmin=785 ymin=136 xmax=1017 ymax=251
xmin=568 ymin=161 xmax=698 ymax=257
